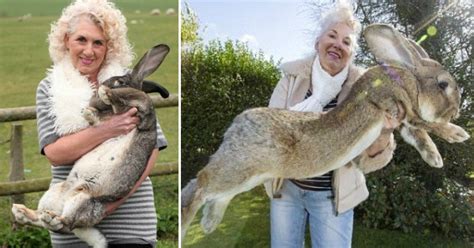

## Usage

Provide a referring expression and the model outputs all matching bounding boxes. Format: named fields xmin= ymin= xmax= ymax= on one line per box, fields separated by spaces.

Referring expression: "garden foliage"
xmin=181 ymin=40 xmax=280 ymax=184
xmin=353 ymin=0 xmax=473 ymax=240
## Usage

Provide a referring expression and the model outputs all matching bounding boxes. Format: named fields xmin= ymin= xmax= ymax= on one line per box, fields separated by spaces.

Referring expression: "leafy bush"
xmin=153 ymin=175 xmax=178 ymax=240
xmin=357 ymin=153 xmax=474 ymax=241
xmin=181 ymin=40 xmax=280 ymax=184
xmin=1 ymin=226 xmax=51 ymax=248
xmin=354 ymin=1 xmax=474 ymax=240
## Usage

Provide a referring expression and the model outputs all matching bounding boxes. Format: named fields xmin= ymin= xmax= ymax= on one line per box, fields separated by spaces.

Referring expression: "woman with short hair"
xmin=268 ymin=3 xmax=397 ymax=247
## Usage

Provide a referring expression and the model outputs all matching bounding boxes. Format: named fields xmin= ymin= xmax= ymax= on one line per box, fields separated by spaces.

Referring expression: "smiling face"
xmin=316 ymin=22 xmax=354 ymax=76
xmin=64 ymin=16 xmax=107 ymax=82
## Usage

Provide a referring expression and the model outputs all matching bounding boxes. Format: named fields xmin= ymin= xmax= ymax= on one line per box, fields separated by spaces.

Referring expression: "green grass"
xmin=0 ymin=0 xmax=178 ymax=17
xmin=0 ymin=0 xmax=178 ymax=246
xmin=183 ymin=187 xmax=471 ymax=248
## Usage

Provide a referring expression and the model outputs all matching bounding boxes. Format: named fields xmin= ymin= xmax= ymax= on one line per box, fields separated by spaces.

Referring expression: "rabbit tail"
xmin=73 ymin=227 xmax=107 ymax=248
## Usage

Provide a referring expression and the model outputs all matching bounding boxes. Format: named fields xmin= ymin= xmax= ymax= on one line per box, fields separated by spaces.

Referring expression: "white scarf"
xmin=290 ymin=56 xmax=349 ymax=113
xmin=46 ymin=58 xmax=126 ymax=135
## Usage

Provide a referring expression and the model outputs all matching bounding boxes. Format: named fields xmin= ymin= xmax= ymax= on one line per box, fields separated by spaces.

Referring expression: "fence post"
xmin=9 ymin=122 xmax=25 ymax=204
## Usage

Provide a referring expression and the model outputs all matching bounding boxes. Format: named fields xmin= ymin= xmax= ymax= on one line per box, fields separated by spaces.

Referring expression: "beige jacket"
xmin=266 ymin=55 xmax=396 ymax=214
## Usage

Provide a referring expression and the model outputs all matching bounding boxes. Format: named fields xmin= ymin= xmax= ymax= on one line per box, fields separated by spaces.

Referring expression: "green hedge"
xmin=0 ymin=227 xmax=50 ymax=248
xmin=357 ymin=140 xmax=474 ymax=240
xmin=181 ymin=40 xmax=280 ymax=184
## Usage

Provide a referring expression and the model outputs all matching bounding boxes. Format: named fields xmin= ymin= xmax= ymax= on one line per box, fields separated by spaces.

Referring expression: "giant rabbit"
xmin=11 ymin=44 xmax=170 ymax=248
xmin=181 ymin=24 xmax=470 ymax=237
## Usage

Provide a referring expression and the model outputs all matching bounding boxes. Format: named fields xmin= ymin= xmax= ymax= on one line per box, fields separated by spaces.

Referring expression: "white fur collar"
xmin=46 ymin=58 xmax=125 ymax=135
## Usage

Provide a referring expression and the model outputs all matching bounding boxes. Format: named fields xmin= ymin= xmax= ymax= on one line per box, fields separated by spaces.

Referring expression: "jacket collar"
xmin=280 ymin=54 xmax=315 ymax=79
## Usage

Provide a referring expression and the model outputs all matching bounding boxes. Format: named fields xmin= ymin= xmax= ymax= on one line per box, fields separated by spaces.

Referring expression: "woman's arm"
xmin=104 ymin=149 xmax=159 ymax=216
xmin=44 ymin=108 xmax=140 ymax=165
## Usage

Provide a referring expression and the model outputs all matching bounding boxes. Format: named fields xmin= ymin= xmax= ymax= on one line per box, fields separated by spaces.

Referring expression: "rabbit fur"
xmin=12 ymin=44 xmax=170 ymax=248
xmin=180 ymin=24 xmax=470 ymax=238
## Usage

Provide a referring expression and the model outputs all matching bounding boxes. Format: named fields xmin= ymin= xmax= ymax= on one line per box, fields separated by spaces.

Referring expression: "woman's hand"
xmin=96 ymin=107 xmax=140 ymax=136
xmin=104 ymin=149 xmax=159 ymax=216
xmin=44 ymin=108 xmax=140 ymax=165
xmin=366 ymin=102 xmax=405 ymax=157
xmin=366 ymin=129 xmax=393 ymax=157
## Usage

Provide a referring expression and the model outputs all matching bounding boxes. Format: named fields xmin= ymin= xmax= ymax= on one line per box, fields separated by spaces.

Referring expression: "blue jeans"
xmin=271 ymin=180 xmax=354 ymax=248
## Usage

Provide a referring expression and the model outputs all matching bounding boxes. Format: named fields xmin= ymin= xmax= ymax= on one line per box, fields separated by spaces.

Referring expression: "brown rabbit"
xmin=180 ymin=24 xmax=469 ymax=238
xmin=12 ymin=44 xmax=170 ymax=248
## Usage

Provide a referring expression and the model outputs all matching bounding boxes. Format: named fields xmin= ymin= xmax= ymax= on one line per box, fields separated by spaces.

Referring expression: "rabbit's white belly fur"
xmin=70 ymin=129 xmax=137 ymax=191
xmin=307 ymin=119 xmax=384 ymax=178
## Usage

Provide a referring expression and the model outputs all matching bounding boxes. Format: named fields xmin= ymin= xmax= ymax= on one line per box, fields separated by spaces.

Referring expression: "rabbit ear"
xmin=363 ymin=24 xmax=419 ymax=68
xmin=406 ymin=39 xmax=429 ymax=59
xmin=131 ymin=44 xmax=170 ymax=83
xmin=142 ymin=80 xmax=170 ymax=98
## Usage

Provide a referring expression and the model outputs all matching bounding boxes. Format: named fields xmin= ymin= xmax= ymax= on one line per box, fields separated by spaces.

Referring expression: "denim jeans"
xmin=271 ymin=180 xmax=354 ymax=248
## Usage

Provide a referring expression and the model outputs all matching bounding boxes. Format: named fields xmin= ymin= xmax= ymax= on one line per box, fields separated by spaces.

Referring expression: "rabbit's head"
xmin=364 ymin=24 xmax=461 ymax=124
xmin=102 ymin=44 xmax=170 ymax=98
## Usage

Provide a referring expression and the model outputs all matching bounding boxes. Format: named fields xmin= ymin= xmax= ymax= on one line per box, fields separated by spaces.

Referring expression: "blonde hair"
xmin=48 ymin=0 xmax=133 ymax=67
xmin=314 ymin=1 xmax=361 ymax=58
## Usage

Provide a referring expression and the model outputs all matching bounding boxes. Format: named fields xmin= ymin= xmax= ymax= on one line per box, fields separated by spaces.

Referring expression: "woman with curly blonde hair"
xmin=36 ymin=0 xmax=167 ymax=247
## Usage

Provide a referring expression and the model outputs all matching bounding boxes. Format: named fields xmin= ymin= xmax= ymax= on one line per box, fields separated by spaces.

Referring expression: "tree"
xmin=181 ymin=2 xmax=201 ymax=45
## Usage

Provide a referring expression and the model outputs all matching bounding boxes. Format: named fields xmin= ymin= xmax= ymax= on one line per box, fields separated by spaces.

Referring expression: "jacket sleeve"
xmin=265 ymin=73 xmax=292 ymax=199
xmin=355 ymin=133 xmax=397 ymax=174
xmin=268 ymin=73 xmax=291 ymax=108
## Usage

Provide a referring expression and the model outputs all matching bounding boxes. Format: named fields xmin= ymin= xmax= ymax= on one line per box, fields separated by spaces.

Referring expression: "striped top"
xmin=36 ymin=78 xmax=168 ymax=247
xmin=290 ymin=87 xmax=337 ymax=191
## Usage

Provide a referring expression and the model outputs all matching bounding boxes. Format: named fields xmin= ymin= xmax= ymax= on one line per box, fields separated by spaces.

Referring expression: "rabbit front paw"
xmin=98 ymin=86 xmax=111 ymax=105
xmin=420 ymin=148 xmax=443 ymax=168
xmin=82 ymin=107 xmax=99 ymax=125
xmin=437 ymin=123 xmax=470 ymax=143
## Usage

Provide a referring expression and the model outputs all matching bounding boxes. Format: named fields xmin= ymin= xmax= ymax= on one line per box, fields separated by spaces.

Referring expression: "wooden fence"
xmin=1 ymin=94 xmax=178 ymax=202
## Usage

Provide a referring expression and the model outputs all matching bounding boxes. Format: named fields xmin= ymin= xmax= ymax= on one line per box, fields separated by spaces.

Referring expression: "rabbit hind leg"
xmin=61 ymin=191 xmax=105 ymax=228
xmin=181 ymin=186 xmax=206 ymax=240
xmin=13 ymin=181 xmax=67 ymax=231
xmin=12 ymin=204 xmax=40 ymax=225
xmin=200 ymin=172 xmax=270 ymax=234
xmin=200 ymin=196 xmax=232 ymax=234
xmin=11 ymin=204 xmax=65 ymax=231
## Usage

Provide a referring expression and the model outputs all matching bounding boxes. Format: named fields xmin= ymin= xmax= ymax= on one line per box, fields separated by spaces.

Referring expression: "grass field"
xmin=0 ymin=0 xmax=178 ymax=247
xmin=183 ymin=188 xmax=471 ymax=248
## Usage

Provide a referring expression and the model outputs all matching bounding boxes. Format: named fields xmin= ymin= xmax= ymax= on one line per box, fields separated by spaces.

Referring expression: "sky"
xmin=184 ymin=0 xmax=327 ymax=63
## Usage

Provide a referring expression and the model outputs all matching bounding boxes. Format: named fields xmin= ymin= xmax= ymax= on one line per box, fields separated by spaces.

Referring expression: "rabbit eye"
xmin=438 ymin=81 xmax=449 ymax=90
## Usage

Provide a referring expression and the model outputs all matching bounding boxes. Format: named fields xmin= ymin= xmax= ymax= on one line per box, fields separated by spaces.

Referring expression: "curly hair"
xmin=48 ymin=0 xmax=133 ymax=67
